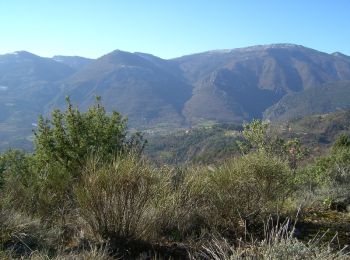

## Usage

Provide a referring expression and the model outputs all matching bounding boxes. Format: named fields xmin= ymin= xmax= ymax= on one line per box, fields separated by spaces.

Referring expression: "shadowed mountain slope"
xmin=50 ymin=50 xmax=192 ymax=129
xmin=174 ymin=44 xmax=350 ymax=123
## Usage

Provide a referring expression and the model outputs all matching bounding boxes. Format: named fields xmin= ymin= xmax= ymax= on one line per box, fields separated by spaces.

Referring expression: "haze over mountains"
xmin=1 ymin=44 xmax=350 ymax=150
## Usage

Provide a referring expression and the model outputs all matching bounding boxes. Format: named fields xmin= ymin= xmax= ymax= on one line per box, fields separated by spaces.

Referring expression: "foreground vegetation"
xmin=1 ymin=100 xmax=350 ymax=259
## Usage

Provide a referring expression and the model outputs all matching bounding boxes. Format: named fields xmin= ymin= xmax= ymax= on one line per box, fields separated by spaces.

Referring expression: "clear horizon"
xmin=1 ymin=0 xmax=349 ymax=59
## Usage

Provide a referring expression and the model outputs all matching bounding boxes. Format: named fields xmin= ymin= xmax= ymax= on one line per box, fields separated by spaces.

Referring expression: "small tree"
xmin=241 ymin=119 xmax=270 ymax=152
xmin=33 ymin=97 xmax=142 ymax=175
xmin=238 ymin=120 xmax=305 ymax=171
xmin=284 ymin=138 xmax=304 ymax=173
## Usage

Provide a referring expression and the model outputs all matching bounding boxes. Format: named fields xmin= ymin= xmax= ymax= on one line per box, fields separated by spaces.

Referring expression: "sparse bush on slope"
xmin=296 ymin=133 xmax=350 ymax=208
xmin=0 ymin=208 xmax=62 ymax=258
xmin=154 ymin=152 xmax=293 ymax=239
xmin=203 ymin=152 xmax=293 ymax=230
xmin=3 ymin=161 xmax=74 ymax=222
xmin=152 ymin=165 xmax=214 ymax=240
xmin=74 ymin=150 xmax=293 ymax=246
xmin=75 ymin=155 xmax=168 ymax=242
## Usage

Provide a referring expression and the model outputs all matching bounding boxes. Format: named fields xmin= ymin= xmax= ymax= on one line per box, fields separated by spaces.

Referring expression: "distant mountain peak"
xmin=96 ymin=49 xmax=158 ymax=68
xmin=134 ymin=52 xmax=161 ymax=59
xmin=233 ymin=43 xmax=305 ymax=52
xmin=332 ymin=52 xmax=350 ymax=58
xmin=108 ymin=49 xmax=132 ymax=56
xmin=10 ymin=50 xmax=33 ymax=55
xmin=52 ymin=55 xmax=93 ymax=70
xmin=205 ymin=49 xmax=233 ymax=54
xmin=5 ymin=50 xmax=39 ymax=59
xmin=52 ymin=55 xmax=88 ymax=60
xmin=100 ymin=49 xmax=136 ymax=60
xmin=183 ymin=43 xmax=312 ymax=58
xmin=263 ymin=43 xmax=303 ymax=48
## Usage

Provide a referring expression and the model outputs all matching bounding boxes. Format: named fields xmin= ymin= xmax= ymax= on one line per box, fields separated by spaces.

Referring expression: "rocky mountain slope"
xmin=175 ymin=44 xmax=350 ymax=123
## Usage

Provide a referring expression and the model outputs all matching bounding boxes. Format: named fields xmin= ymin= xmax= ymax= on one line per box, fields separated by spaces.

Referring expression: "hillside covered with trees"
xmin=145 ymin=110 xmax=350 ymax=165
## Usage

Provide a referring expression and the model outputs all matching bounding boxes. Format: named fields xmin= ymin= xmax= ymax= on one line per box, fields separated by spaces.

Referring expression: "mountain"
xmin=264 ymin=81 xmax=350 ymax=121
xmin=50 ymin=50 xmax=192 ymax=129
xmin=0 ymin=51 xmax=74 ymax=83
xmin=1 ymin=44 xmax=350 ymax=150
xmin=0 ymin=51 xmax=76 ymax=150
xmin=51 ymin=44 xmax=350 ymax=128
xmin=52 ymin=55 xmax=93 ymax=70
xmin=175 ymin=44 xmax=350 ymax=123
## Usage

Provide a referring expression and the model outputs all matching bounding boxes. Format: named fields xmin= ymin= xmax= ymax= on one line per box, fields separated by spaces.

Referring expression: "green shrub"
xmin=239 ymin=120 xmax=306 ymax=172
xmin=0 ymin=149 xmax=31 ymax=190
xmin=297 ymin=134 xmax=350 ymax=206
xmin=2 ymin=160 xmax=74 ymax=224
xmin=205 ymin=152 xmax=293 ymax=228
xmin=34 ymin=97 xmax=129 ymax=175
xmin=333 ymin=133 xmax=350 ymax=151
xmin=155 ymin=153 xmax=293 ymax=238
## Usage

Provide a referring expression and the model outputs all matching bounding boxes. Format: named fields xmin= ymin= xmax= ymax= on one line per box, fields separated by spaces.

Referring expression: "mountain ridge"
xmin=1 ymin=43 xmax=350 ymax=150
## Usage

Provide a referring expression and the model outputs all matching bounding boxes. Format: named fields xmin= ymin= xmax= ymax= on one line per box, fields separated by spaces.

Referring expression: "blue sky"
xmin=0 ymin=0 xmax=349 ymax=58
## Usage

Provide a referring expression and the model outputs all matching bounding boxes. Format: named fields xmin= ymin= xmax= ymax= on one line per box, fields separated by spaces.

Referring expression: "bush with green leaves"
xmin=34 ymin=97 xmax=129 ymax=174
xmin=333 ymin=133 xmax=350 ymax=151
xmin=205 ymin=152 xmax=293 ymax=228
xmin=0 ymin=149 xmax=30 ymax=190
xmin=2 ymin=160 xmax=76 ymax=230
xmin=296 ymin=133 xmax=350 ymax=207
xmin=0 ymin=150 xmax=37 ymax=214
xmin=238 ymin=119 xmax=306 ymax=172
xmin=74 ymin=152 xmax=294 ymax=243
